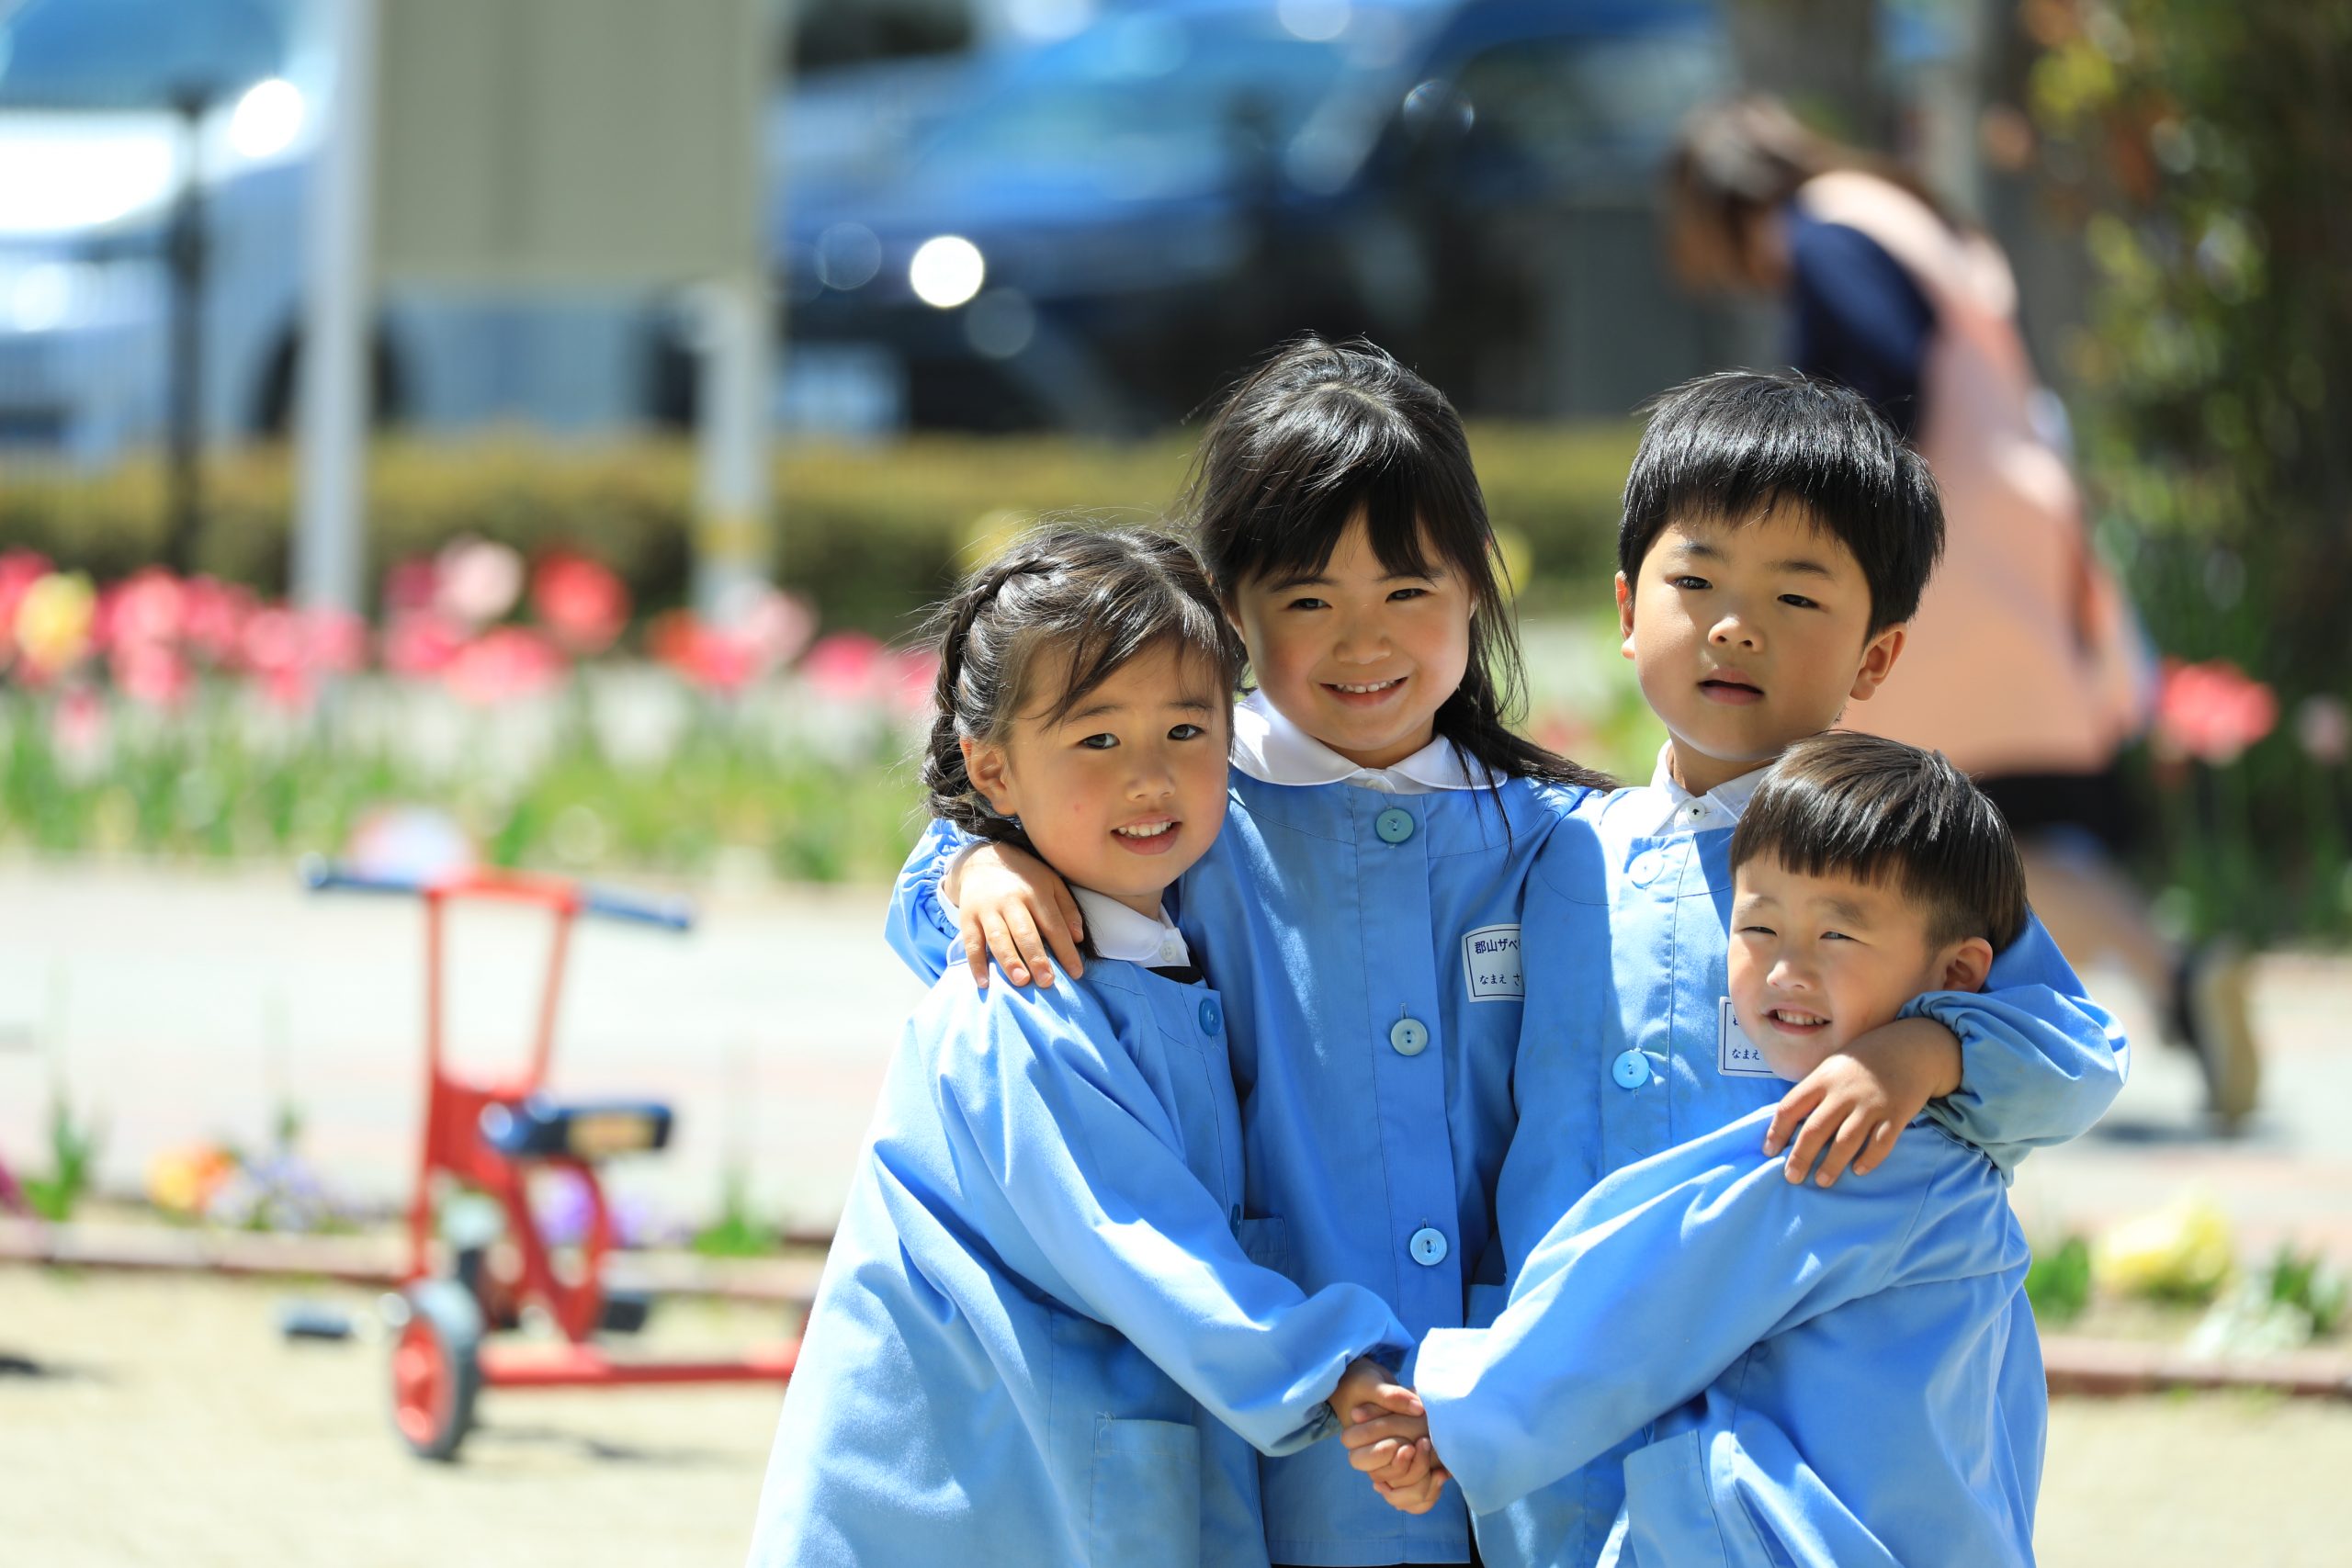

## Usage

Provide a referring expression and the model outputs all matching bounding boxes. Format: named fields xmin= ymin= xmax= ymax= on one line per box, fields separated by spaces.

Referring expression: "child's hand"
xmin=1763 ymin=1017 xmax=1963 ymax=1187
xmin=1340 ymin=1404 xmax=1449 ymax=1514
xmin=1327 ymin=1358 xmax=1419 ymax=1431
xmin=1374 ymin=1450 xmax=1449 ymax=1515
xmin=948 ymin=842 xmax=1083 ymax=988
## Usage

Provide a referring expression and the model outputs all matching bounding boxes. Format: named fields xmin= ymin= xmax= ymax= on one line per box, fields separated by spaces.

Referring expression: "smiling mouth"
xmin=1325 ymin=676 xmax=1406 ymax=703
xmin=1112 ymin=818 xmax=1181 ymax=853
xmin=1764 ymin=1007 xmax=1828 ymax=1031
xmin=1699 ymin=675 xmax=1763 ymax=704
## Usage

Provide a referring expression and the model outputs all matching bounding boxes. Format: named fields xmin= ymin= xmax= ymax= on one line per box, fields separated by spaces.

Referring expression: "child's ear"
xmin=1615 ymin=571 xmax=1636 ymax=660
xmin=1938 ymin=936 xmax=1996 ymax=994
xmin=960 ymin=737 xmax=1020 ymax=818
xmin=1847 ymin=622 xmax=1907 ymax=702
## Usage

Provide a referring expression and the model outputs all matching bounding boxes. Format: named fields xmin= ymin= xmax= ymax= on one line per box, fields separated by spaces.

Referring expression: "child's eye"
xmin=1168 ymin=722 xmax=1206 ymax=741
xmin=1284 ymin=594 xmax=1329 ymax=611
xmin=1670 ymin=575 xmax=1711 ymax=591
xmin=1077 ymin=732 xmax=1118 ymax=750
xmin=1779 ymin=593 xmax=1820 ymax=610
xmin=1821 ymin=930 xmax=1853 ymax=942
xmin=1387 ymin=585 xmax=1430 ymax=602
xmin=1736 ymin=923 xmax=1775 ymax=938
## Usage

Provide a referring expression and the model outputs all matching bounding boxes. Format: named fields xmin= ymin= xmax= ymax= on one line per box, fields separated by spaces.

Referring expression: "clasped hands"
xmin=1329 ymin=1359 xmax=1449 ymax=1515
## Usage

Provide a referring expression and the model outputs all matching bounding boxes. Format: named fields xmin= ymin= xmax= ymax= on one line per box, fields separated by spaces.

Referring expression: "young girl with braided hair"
xmin=749 ymin=525 xmax=1430 ymax=1568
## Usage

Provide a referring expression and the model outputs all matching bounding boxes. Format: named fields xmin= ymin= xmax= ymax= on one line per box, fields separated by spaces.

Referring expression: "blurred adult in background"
xmin=1660 ymin=96 xmax=2259 ymax=1127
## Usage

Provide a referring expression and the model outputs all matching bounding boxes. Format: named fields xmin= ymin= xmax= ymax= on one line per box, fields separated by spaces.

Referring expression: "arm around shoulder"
xmin=1907 ymin=912 xmax=2128 ymax=1173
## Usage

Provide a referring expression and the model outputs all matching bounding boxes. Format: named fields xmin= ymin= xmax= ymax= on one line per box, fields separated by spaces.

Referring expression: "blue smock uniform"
xmin=751 ymin=891 xmax=1411 ymax=1568
xmin=1475 ymin=755 xmax=2124 ymax=1568
xmin=888 ymin=694 xmax=1600 ymax=1564
xmin=1419 ymin=1107 xmax=2042 ymax=1568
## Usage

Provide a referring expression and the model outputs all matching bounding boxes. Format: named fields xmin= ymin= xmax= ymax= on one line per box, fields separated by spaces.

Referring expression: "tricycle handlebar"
xmin=300 ymin=856 xmax=694 ymax=931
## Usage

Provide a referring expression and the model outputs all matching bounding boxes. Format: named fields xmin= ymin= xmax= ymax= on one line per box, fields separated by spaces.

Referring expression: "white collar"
xmin=1630 ymin=742 xmax=1770 ymax=835
xmin=1069 ymin=887 xmax=1193 ymax=969
xmin=1229 ymin=690 xmax=1485 ymax=795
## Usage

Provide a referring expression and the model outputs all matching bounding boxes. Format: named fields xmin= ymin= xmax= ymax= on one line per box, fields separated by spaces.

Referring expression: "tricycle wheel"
xmin=390 ymin=1280 xmax=482 ymax=1461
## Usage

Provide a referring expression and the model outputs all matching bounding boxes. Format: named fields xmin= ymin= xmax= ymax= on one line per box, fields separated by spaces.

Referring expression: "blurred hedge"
xmin=0 ymin=424 xmax=1640 ymax=635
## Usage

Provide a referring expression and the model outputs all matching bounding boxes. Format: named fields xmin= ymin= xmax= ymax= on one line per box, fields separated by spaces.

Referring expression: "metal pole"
xmin=294 ymin=0 xmax=381 ymax=620
xmin=692 ymin=0 xmax=784 ymax=622
xmin=164 ymin=89 xmax=211 ymax=575
xmin=691 ymin=274 xmax=775 ymax=619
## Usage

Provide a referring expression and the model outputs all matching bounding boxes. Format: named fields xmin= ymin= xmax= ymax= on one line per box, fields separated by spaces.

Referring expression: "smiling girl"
xmin=751 ymin=526 xmax=1430 ymax=1568
xmin=885 ymin=339 xmax=1611 ymax=1566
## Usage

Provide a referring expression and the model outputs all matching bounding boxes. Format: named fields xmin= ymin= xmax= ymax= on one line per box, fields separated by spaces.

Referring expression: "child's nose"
xmin=1127 ymin=753 xmax=1177 ymax=798
xmin=1332 ymin=613 xmax=1388 ymax=661
xmin=1709 ymin=613 xmax=1759 ymax=649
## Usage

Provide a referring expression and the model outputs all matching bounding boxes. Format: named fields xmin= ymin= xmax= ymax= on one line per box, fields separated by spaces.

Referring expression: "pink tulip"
xmin=111 ymin=640 xmax=193 ymax=709
xmin=382 ymin=611 xmax=466 ymax=678
xmin=531 ymin=551 xmax=631 ymax=656
xmin=2297 ymin=694 xmax=2349 ymax=767
xmin=180 ymin=576 xmax=256 ymax=668
xmin=650 ymin=611 xmax=758 ymax=694
xmin=51 ymin=682 xmax=107 ymax=766
xmin=433 ymin=536 xmax=525 ymax=628
xmin=737 ymin=587 xmax=816 ymax=673
xmin=800 ymin=631 xmax=887 ymax=701
xmin=444 ymin=626 xmax=566 ymax=705
xmin=2154 ymin=659 xmax=2278 ymax=766
xmin=99 ymin=568 xmax=186 ymax=654
xmin=382 ymin=557 xmax=440 ymax=617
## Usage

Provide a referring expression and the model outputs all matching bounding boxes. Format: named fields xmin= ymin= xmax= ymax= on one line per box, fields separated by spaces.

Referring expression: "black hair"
xmin=1730 ymin=731 xmax=2029 ymax=950
xmin=1184 ymin=335 xmax=1611 ymax=791
xmin=920 ymin=524 xmax=1244 ymax=847
xmin=1620 ymin=369 xmax=1944 ymax=633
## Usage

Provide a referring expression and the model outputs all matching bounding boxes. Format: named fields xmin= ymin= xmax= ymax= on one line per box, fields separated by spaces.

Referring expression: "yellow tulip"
xmin=2094 ymin=1190 xmax=2234 ymax=1302
xmin=15 ymin=571 xmax=96 ymax=673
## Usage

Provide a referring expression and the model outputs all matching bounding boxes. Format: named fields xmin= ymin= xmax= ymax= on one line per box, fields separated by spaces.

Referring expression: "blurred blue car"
xmin=0 ymin=0 xmax=1747 ymax=456
xmin=780 ymin=0 xmax=1741 ymax=431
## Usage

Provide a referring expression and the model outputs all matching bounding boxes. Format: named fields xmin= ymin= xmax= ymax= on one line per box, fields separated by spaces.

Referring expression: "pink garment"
xmin=1799 ymin=172 xmax=2151 ymax=776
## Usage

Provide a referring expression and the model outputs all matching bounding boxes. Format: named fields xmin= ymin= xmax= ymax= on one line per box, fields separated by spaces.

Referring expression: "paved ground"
xmin=3 ymin=864 xmax=2349 ymax=1563
xmin=4 ymin=1269 xmax=2346 ymax=1568
xmin=4 ymin=862 xmax=2346 ymax=1268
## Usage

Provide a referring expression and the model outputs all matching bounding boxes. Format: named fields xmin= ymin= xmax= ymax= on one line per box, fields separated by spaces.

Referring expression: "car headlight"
xmin=909 ymin=235 xmax=985 ymax=309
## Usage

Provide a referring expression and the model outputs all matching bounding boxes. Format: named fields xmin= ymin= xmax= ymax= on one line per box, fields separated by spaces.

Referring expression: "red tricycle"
xmin=303 ymin=857 xmax=797 ymax=1460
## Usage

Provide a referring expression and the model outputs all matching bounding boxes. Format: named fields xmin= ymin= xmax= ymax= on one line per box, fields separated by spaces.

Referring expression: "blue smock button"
xmin=1388 ymin=1016 xmax=1429 ymax=1056
xmin=1408 ymin=1227 xmax=1449 ymax=1267
xmin=1611 ymin=1049 xmax=1651 ymax=1089
xmin=1374 ymin=807 xmax=1416 ymax=844
xmin=1628 ymin=850 xmax=1662 ymax=886
xmin=1198 ymin=998 xmax=1222 ymax=1035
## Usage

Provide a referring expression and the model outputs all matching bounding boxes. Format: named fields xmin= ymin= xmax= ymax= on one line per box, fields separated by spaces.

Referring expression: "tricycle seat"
xmin=478 ymin=1098 xmax=674 ymax=1159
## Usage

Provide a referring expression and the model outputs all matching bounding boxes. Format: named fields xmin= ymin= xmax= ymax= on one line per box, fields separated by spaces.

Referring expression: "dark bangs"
xmin=1015 ymin=559 xmax=1239 ymax=729
xmin=1730 ymin=732 xmax=2029 ymax=950
xmin=1191 ymin=355 xmax=1488 ymax=602
xmin=1184 ymin=336 xmax=1611 ymax=792
xmin=1620 ymin=370 xmax=1944 ymax=632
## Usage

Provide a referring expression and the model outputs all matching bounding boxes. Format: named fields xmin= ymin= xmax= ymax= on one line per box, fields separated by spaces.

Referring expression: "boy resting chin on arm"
xmin=1343 ymin=733 xmax=2049 ymax=1568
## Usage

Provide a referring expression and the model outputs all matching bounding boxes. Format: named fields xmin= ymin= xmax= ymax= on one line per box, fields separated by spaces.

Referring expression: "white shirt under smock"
xmin=1069 ymin=887 xmax=1193 ymax=971
xmin=1229 ymin=690 xmax=1486 ymax=795
xmin=1606 ymin=743 xmax=1768 ymax=839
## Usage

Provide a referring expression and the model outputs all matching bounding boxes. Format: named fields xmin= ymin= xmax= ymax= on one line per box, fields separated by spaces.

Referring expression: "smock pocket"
xmin=1234 ymin=1216 xmax=1289 ymax=1274
xmin=1617 ymin=1427 xmax=1736 ymax=1568
xmin=1090 ymin=1416 xmax=1200 ymax=1568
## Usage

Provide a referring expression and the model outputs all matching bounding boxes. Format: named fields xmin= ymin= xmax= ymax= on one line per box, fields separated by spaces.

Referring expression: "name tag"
xmin=1718 ymin=997 xmax=1776 ymax=1077
xmin=1463 ymin=923 xmax=1523 ymax=1000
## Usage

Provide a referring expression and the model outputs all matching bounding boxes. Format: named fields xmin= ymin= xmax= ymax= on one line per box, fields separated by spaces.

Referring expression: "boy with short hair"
xmin=1444 ymin=372 xmax=2122 ymax=1565
xmin=1349 ymin=731 xmax=2045 ymax=1567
